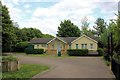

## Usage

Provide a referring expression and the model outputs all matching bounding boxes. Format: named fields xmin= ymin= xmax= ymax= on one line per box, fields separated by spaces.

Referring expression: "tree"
xmin=20 ymin=28 xmax=43 ymax=41
xmin=81 ymin=16 xmax=89 ymax=35
xmin=57 ymin=20 xmax=81 ymax=37
xmin=42 ymin=34 xmax=54 ymax=38
xmin=94 ymin=18 xmax=107 ymax=37
xmin=2 ymin=2 xmax=17 ymax=52
xmin=114 ymin=11 xmax=120 ymax=52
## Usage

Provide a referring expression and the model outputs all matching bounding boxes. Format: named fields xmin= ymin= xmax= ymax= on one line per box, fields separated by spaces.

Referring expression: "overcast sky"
xmin=2 ymin=0 xmax=119 ymax=36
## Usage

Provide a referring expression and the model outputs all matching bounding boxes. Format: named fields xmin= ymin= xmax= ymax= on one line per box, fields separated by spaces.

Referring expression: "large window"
xmin=76 ymin=44 xmax=78 ymax=49
xmin=85 ymin=44 xmax=87 ymax=49
xmin=81 ymin=44 xmax=87 ymax=49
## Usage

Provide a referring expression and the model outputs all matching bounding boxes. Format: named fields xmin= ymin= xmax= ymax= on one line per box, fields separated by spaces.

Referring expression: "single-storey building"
xmin=29 ymin=35 xmax=98 ymax=54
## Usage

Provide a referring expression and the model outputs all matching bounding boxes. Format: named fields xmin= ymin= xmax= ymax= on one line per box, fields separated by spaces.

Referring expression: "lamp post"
xmin=110 ymin=33 xmax=113 ymax=57
xmin=107 ymin=32 xmax=113 ymax=61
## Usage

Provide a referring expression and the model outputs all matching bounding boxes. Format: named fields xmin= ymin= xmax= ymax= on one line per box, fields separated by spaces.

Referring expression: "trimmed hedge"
xmin=25 ymin=44 xmax=44 ymax=54
xmin=67 ymin=49 xmax=88 ymax=56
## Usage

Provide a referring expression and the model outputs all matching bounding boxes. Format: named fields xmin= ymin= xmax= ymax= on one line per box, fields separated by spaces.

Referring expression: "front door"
xmin=57 ymin=42 xmax=61 ymax=53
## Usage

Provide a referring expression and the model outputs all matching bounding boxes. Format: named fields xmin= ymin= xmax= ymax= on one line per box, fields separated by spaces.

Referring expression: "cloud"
xmin=25 ymin=10 xmax=32 ymax=13
xmin=24 ymin=4 xmax=30 ymax=9
xmin=2 ymin=0 xmax=118 ymax=36
xmin=2 ymin=0 xmax=24 ymax=23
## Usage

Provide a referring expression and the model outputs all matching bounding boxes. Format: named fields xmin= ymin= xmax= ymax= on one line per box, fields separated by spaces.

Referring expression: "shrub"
xmin=25 ymin=44 xmax=44 ymax=54
xmin=15 ymin=41 xmax=29 ymax=52
xmin=2 ymin=56 xmax=18 ymax=62
xmin=97 ymin=48 xmax=104 ymax=56
xmin=67 ymin=49 xmax=88 ymax=56
xmin=113 ymin=53 xmax=120 ymax=63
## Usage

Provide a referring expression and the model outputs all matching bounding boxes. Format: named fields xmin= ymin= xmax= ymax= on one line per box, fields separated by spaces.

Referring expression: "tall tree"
xmin=81 ymin=16 xmax=89 ymax=35
xmin=2 ymin=2 xmax=17 ymax=52
xmin=94 ymin=18 xmax=107 ymax=37
xmin=57 ymin=20 xmax=81 ymax=37
xmin=114 ymin=11 xmax=120 ymax=52
xmin=20 ymin=28 xmax=43 ymax=41
xmin=42 ymin=34 xmax=54 ymax=38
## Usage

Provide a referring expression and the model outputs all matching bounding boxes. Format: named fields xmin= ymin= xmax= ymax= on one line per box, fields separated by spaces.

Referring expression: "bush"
xmin=113 ymin=53 xmax=120 ymax=63
xmin=2 ymin=56 xmax=18 ymax=62
xmin=67 ymin=49 xmax=88 ymax=56
xmin=15 ymin=41 xmax=29 ymax=52
xmin=97 ymin=48 xmax=104 ymax=56
xmin=25 ymin=44 xmax=44 ymax=54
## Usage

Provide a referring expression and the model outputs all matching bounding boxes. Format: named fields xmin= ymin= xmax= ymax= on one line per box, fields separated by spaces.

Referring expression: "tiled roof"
xmin=59 ymin=37 xmax=78 ymax=44
xmin=29 ymin=35 xmax=98 ymax=44
xmin=29 ymin=38 xmax=53 ymax=44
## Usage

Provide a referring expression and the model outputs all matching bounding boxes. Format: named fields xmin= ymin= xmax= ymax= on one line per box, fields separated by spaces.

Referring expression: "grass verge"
xmin=2 ymin=64 xmax=49 ymax=79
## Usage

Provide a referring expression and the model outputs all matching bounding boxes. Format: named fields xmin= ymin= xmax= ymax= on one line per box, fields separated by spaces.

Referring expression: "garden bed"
xmin=2 ymin=56 xmax=19 ymax=72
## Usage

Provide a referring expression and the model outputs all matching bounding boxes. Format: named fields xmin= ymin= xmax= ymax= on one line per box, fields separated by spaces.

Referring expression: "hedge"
xmin=67 ymin=49 xmax=88 ymax=56
xmin=15 ymin=41 xmax=29 ymax=52
xmin=25 ymin=44 xmax=44 ymax=54
xmin=97 ymin=48 xmax=104 ymax=56
xmin=2 ymin=56 xmax=18 ymax=62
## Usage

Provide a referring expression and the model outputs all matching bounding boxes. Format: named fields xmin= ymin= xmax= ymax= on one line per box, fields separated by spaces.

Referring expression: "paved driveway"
xmin=15 ymin=54 xmax=115 ymax=78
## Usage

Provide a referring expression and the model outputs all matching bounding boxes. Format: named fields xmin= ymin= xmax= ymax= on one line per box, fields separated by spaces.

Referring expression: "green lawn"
xmin=2 ymin=64 xmax=49 ymax=79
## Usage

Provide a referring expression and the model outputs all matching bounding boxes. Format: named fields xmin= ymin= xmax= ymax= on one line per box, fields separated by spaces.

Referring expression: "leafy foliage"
xmin=14 ymin=41 xmax=29 ymax=52
xmin=1 ymin=2 xmax=55 ymax=52
xmin=67 ymin=49 xmax=88 ymax=56
xmin=57 ymin=20 xmax=81 ymax=37
xmin=25 ymin=44 xmax=44 ymax=54
xmin=94 ymin=18 xmax=107 ymax=37
xmin=81 ymin=16 xmax=90 ymax=35
xmin=2 ymin=2 xmax=17 ymax=52
xmin=97 ymin=48 xmax=104 ymax=56
xmin=42 ymin=34 xmax=54 ymax=38
xmin=2 ymin=56 xmax=18 ymax=62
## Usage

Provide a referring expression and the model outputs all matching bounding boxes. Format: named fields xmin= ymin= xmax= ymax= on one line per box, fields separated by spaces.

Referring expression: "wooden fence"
xmin=2 ymin=61 xmax=19 ymax=72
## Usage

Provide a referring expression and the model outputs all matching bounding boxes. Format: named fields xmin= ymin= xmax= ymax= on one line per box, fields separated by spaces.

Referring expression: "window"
xmin=37 ymin=45 xmax=39 ymax=49
xmin=85 ymin=44 xmax=87 ymax=49
xmin=34 ymin=45 xmax=37 ymax=49
xmin=69 ymin=44 xmax=71 ymax=49
xmin=52 ymin=45 xmax=54 ymax=50
xmin=81 ymin=44 xmax=84 ymax=49
xmin=81 ymin=44 xmax=87 ymax=49
xmin=60 ymin=46 xmax=62 ymax=49
xmin=76 ymin=44 xmax=78 ymax=49
xmin=90 ymin=44 xmax=93 ymax=49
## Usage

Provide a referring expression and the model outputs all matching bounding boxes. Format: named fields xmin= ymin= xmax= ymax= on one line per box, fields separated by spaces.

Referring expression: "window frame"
xmin=76 ymin=44 xmax=78 ymax=49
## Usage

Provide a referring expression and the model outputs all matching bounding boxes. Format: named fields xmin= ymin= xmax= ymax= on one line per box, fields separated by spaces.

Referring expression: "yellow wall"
xmin=34 ymin=44 xmax=47 ymax=51
xmin=71 ymin=36 xmax=97 ymax=51
xmin=48 ymin=39 xmax=65 ymax=50
xmin=47 ymin=38 xmax=68 ymax=54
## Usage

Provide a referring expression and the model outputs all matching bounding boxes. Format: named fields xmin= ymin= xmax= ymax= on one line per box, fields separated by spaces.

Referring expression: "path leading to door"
xmin=15 ymin=54 xmax=115 ymax=78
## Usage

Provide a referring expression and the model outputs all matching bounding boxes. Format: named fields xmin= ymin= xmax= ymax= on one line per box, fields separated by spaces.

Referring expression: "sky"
xmin=2 ymin=0 xmax=119 ymax=36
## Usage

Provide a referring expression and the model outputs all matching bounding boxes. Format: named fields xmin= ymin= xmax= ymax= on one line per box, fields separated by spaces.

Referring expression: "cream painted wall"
xmin=71 ymin=36 xmax=97 ymax=51
xmin=34 ymin=44 xmax=47 ymax=51
xmin=48 ymin=39 xmax=65 ymax=50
